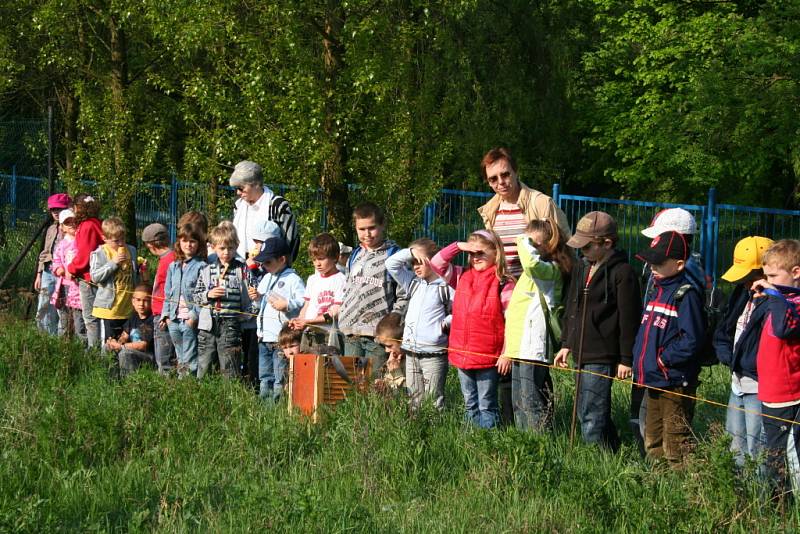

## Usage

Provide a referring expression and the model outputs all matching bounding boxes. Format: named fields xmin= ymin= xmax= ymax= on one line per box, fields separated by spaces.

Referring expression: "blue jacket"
xmin=712 ymin=284 xmax=769 ymax=381
xmin=162 ymin=256 xmax=207 ymax=322
xmin=256 ymin=266 xmax=305 ymax=342
xmin=633 ymin=271 xmax=706 ymax=388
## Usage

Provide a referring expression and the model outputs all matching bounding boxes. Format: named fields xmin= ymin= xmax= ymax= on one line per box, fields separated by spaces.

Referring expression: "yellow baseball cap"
xmin=721 ymin=236 xmax=774 ymax=282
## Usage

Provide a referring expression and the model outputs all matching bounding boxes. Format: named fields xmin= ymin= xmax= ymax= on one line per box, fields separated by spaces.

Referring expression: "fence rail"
xmin=2 ymin=168 xmax=798 ymax=284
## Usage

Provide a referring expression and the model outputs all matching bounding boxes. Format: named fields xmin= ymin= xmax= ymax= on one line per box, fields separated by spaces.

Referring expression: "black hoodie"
xmin=560 ymin=249 xmax=642 ymax=366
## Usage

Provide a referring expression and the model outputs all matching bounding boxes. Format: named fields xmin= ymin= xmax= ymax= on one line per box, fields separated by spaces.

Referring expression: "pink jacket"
xmin=51 ymin=236 xmax=82 ymax=309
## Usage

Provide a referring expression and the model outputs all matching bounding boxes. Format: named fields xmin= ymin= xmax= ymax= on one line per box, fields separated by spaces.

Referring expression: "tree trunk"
xmin=320 ymin=4 xmax=351 ymax=241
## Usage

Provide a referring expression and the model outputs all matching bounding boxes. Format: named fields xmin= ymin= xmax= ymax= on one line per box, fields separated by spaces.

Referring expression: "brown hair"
xmin=101 ymin=217 xmax=126 ymax=240
xmin=132 ymin=283 xmax=152 ymax=296
xmin=352 ymin=202 xmax=385 ymax=226
xmin=467 ymin=229 xmax=512 ymax=283
xmin=480 ymin=147 xmax=518 ymax=182
xmin=409 ymin=237 xmax=438 ymax=259
xmin=72 ymin=193 xmax=101 ymax=224
xmin=173 ymin=222 xmax=207 ymax=261
xmin=278 ymin=324 xmax=303 ymax=347
xmin=178 ymin=211 xmax=209 ymax=235
xmin=762 ymin=239 xmax=800 ymax=273
xmin=526 ymin=219 xmax=574 ymax=279
xmin=308 ymin=233 xmax=340 ymax=260
xmin=375 ymin=313 xmax=404 ymax=342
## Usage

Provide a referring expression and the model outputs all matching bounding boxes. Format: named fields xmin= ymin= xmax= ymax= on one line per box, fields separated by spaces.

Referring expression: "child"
xmin=141 ymin=223 xmax=175 ymax=374
xmin=193 ymin=222 xmax=251 ymax=379
xmin=385 ymin=237 xmax=453 ymax=410
xmin=713 ymin=236 xmax=773 ymax=467
xmin=35 ymin=193 xmax=70 ymax=336
xmin=751 ymin=239 xmax=800 ymax=499
xmin=162 ymin=222 xmax=207 ymax=377
xmin=505 ymin=219 xmax=572 ymax=431
xmin=50 ymin=209 xmax=86 ymax=341
xmin=374 ymin=313 xmax=407 ymax=393
xmin=554 ymin=211 xmax=641 ymax=451
xmin=288 ymin=233 xmax=345 ymax=350
xmin=278 ymin=323 xmax=303 ymax=361
xmin=338 ymin=202 xmax=406 ymax=379
xmin=632 ymin=230 xmax=705 ymax=466
xmin=105 ymin=284 xmax=156 ymax=378
xmin=90 ymin=217 xmax=139 ymax=346
xmin=67 ymin=194 xmax=104 ymax=348
xmin=430 ymin=229 xmax=515 ymax=429
xmin=255 ymin=236 xmax=305 ymax=401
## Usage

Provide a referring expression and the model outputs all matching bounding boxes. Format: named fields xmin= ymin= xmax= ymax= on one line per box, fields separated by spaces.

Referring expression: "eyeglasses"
xmin=486 ymin=171 xmax=512 ymax=184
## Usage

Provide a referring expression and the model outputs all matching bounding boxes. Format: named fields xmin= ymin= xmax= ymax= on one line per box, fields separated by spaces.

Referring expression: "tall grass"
xmin=1 ymin=321 xmax=798 ymax=532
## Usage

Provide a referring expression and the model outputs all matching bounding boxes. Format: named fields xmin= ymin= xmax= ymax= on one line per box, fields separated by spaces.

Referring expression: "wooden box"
xmin=287 ymin=354 xmax=370 ymax=422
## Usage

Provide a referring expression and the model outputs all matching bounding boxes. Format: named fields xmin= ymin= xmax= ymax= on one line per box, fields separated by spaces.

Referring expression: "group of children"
xmin=33 ymin=193 xmax=800 ymax=498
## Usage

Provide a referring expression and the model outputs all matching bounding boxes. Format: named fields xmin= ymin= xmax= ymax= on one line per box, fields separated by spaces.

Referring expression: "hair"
xmin=526 ymin=219 xmax=574 ymax=279
xmin=762 ymin=239 xmax=800 ymax=273
xmin=308 ymin=233 xmax=340 ymax=260
xmin=132 ymin=283 xmax=152 ymax=296
xmin=375 ymin=312 xmax=404 ymax=342
xmin=352 ymin=202 xmax=385 ymax=226
xmin=467 ymin=229 xmax=511 ymax=282
xmin=72 ymin=193 xmax=100 ymax=224
xmin=409 ymin=237 xmax=438 ymax=260
xmin=480 ymin=147 xmax=518 ymax=182
xmin=173 ymin=222 xmax=208 ymax=261
xmin=278 ymin=324 xmax=303 ymax=347
xmin=146 ymin=236 xmax=169 ymax=249
xmin=209 ymin=221 xmax=239 ymax=248
xmin=101 ymin=217 xmax=126 ymax=240
xmin=178 ymin=211 xmax=209 ymax=235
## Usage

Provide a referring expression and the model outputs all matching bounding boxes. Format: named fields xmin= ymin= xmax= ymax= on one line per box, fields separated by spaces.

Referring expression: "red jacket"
xmin=66 ymin=218 xmax=103 ymax=281
xmin=152 ymin=250 xmax=175 ymax=316
xmin=757 ymin=287 xmax=800 ymax=404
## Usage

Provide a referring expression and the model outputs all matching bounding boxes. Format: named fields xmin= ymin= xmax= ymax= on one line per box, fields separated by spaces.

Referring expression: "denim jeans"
xmin=57 ymin=307 xmax=86 ymax=342
xmin=576 ymin=363 xmax=620 ymax=451
xmin=259 ymin=341 xmax=286 ymax=401
xmin=457 ymin=367 xmax=500 ymax=429
xmin=726 ymin=390 xmax=765 ymax=467
xmin=153 ymin=314 xmax=175 ymax=374
xmin=344 ymin=335 xmax=386 ymax=380
xmin=36 ymin=269 xmax=59 ymax=335
xmin=197 ymin=318 xmax=242 ymax=380
xmin=762 ymin=403 xmax=800 ymax=499
xmin=78 ymin=280 xmax=100 ymax=348
xmin=405 ymin=351 xmax=449 ymax=410
xmin=511 ymin=361 xmax=553 ymax=431
xmin=118 ymin=348 xmax=156 ymax=378
xmin=168 ymin=319 xmax=198 ymax=377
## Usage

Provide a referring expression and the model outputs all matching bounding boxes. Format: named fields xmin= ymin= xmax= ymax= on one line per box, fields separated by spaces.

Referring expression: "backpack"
xmin=407 ymin=278 xmax=452 ymax=317
xmin=674 ymin=283 xmax=726 ymax=367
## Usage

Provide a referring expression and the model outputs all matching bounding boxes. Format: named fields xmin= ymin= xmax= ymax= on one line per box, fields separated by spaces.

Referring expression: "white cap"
xmin=338 ymin=242 xmax=353 ymax=255
xmin=641 ymin=208 xmax=697 ymax=238
xmin=58 ymin=209 xmax=75 ymax=224
xmin=251 ymin=220 xmax=281 ymax=242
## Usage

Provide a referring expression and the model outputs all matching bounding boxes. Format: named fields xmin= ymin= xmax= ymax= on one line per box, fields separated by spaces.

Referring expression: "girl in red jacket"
xmin=66 ymin=194 xmax=104 ymax=348
xmin=430 ymin=229 xmax=515 ymax=429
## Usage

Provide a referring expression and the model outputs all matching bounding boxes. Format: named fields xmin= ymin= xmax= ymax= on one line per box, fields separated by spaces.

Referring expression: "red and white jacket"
xmin=756 ymin=286 xmax=800 ymax=404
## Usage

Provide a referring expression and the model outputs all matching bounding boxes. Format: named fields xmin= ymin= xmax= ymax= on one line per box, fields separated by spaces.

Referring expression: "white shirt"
xmin=303 ymin=271 xmax=346 ymax=320
xmin=232 ymin=188 xmax=275 ymax=258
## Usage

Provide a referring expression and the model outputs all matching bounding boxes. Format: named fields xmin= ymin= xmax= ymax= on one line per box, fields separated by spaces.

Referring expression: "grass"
xmin=1 ymin=320 xmax=799 ymax=532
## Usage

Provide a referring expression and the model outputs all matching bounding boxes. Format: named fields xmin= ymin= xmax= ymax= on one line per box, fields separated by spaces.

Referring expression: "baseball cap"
xmin=58 ymin=209 xmax=75 ymax=224
xmin=642 ymin=208 xmax=697 ymax=238
xmin=47 ymin=193 xmax=71 ymax=210
xmin=338 ymin=242 xmax=353 ymax=255
xmin=142 ymin=223 xmax=168 ymax=243
xmin=252 ymin=220 xmax=281 ymax=242
xmin=254 ymin=236 xmax=289 ymax=263
xmin=721 ymin=236 xmax=774 ymax=283
xmin=636 ymin=231 xmax=689 ymax=265
xmin=566 ymin=211 xmax=617 ymax=249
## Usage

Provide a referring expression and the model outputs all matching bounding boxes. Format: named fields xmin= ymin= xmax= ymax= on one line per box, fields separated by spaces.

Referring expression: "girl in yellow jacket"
xmin=502 ymin=219 xmax=573 ymax=431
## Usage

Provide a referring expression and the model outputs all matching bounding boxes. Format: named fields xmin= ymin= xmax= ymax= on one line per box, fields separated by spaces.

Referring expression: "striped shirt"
xmin=493 ymin=202 xmax=527 ymax=278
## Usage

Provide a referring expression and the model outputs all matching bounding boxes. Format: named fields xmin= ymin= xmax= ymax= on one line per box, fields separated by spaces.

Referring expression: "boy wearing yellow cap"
xmin=713 ymin=236 xmax=773 ymax=468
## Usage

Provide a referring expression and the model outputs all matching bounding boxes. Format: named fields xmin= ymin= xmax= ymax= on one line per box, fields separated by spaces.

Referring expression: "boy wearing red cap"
xmin=632 ymin=230 xmax=707 ymax=466
xmin=35 ymin=193 xmax=71 ymax=335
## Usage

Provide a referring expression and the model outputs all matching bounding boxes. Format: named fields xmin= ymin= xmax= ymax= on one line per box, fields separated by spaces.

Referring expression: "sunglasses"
xmin=235 ymin=186 xmax=246 ymax=192
xmin=486 ymin=170 xmax=512 ymax=184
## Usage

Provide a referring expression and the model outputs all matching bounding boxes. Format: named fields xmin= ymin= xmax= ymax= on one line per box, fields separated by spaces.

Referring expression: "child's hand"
xmin=616 ymin=364 xmax=632 ymax=380
xmin=386 ymin=353 xmax=402 ymax=371
xmin=113 ymin=248 xmax=129 ymax=264
xmin=456 ymin=241 xmax=479 ymax=253
xmin=751 ymin=279 xmax=775 ymax=297
xmin=554 ymin=348 xmax=570 ymax=368
xmin=208 ymin=286 xmax=226 ymax=299
xmin=410 ymin=246 xmax=430 ymax=265
xmin=496 ymin=356 xmax=511 ymax=376
xmin=34 ymin=273 xmax=42 ymax=291
xmin=289 ymin=318 xmax=306 ymax=330
xmin=105 ymin=338 xmax=121 ymax=351
xmin=268 ymin=293 xmax=288 ymax=311
xmin=54 ymin=267 xmax=65 ymax=276
xmin=159 ymin=316 xmax=169 ymax=330
xmin=64 ymin=271 xmax=73 ymax=281
xmin=247 ymin=286 xmax=259 ymax=301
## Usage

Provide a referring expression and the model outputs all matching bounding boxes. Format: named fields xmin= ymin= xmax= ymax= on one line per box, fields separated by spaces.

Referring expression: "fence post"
xmin=552 ymin=182 xmax=561 ymax=207
xmin=10 ymin=165 xmax=16 ymax=229
xmin=423 ymin=201 xmax=435 ymax=240
xmin=169 ymin=173 xmax=178 ymax=243
xmin=705 ymin=187 xmax=717 ymax=283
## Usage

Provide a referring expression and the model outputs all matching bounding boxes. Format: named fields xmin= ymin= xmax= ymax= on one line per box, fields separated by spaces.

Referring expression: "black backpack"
xmin=674 ymin=283 xmax=726 ymax=366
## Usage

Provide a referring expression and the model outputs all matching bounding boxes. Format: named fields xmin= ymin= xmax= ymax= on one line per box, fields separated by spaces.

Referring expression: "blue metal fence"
xmin=2 ymin=171 xmax=799 ymax=283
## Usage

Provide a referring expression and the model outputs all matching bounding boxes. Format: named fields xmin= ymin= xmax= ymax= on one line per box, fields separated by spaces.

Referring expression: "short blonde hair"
xmin=209 ymin=221 xmax=239 ymax=248
xmin=762 ymin=239 xmax=800 ymax=273
xmin=101 ymin=217 xmax=126 ymax=240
